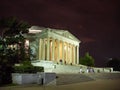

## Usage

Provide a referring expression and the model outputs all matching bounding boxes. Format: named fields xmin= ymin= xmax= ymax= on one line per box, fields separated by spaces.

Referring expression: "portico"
xmin=25 ymin=26 xmax=81 ymax=65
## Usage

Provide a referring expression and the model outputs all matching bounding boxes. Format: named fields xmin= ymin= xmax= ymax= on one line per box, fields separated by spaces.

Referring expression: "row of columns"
xmin=39 ymin=38 xmax=79 ymax=64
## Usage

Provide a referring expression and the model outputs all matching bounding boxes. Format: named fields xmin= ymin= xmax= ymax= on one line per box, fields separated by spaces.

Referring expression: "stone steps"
xmin=56 ymin=73 xmax=120 ymax=85
xmin=52 ymin=64 xmax=87 ymax=74
xmin=32 ymin=60 xmax=113 ymax=73
xmin=85 ymin=73 xmax=120 ymax=80
xmin=56 ymin=74 xmax=94 ymax=85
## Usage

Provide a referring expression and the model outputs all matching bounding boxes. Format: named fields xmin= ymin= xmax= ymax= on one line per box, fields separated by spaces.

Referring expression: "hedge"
xmin=13 ymin=65 xmax=44 ymax=73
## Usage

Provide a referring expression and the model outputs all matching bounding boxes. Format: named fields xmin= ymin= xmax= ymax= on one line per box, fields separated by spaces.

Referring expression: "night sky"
xmin=0 ymin=0 xmax=120 ymax=67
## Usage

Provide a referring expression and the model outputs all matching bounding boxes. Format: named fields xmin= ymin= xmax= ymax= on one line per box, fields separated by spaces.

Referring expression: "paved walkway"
xmin=0 ymin=73 xmax=120 ymax=90
xmin=56 ymin=74 xmax=94 ymax=85
xmin=0 ymin=79 xmax=120 ymax=90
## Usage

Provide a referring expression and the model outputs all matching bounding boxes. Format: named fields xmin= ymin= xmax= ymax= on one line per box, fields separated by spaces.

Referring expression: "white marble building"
xmin=24 ymin=26 xmax=81 ymax=65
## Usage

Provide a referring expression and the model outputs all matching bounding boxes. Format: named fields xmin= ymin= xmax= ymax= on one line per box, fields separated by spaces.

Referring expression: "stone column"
xmin=62 ymin=41 xmax=64 ymax=63
xmin=68 ymin=43 xmax=70 ymax=63
xmin=42 ymin=39 xmax=45 ymax=60
xmin=77 ymin=46 xmax=79 ymax=64
xmin=52 ymin=38 xmax=55 ymax=61
xmin=71 ymin=45 xmax=73 ymax=64
xmin=47 ymin=38 xmax=50 ymax=60
xmin=39 ymin=39 xmax=42 ymax=60
xmin=69 ymin=44 xmax=72 ymax=63
xmin=57 ymin=40 xmax=60 ymax=62
xmin=66 ymin=42 xmax=68 ymax=63
xmin=73 ymin=45 xmax=76 ymax=64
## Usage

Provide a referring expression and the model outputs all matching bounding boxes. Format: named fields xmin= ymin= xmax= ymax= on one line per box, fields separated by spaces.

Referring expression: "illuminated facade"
xmin=24 ymin=26 xmax=81 ymax=65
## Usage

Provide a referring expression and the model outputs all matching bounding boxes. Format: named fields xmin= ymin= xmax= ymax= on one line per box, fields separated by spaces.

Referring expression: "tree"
xmin=0 ymin=16 xmax=29 ymax=37
xmin=0 ymin=17 xmax=30 ymax=85
xmin=79 ymin=52 xmax=95 ymax=66
xmin=0 ymin=16 xmax=30 ymax=62
xmin=106 ymin=58 xmax=120 ymax=71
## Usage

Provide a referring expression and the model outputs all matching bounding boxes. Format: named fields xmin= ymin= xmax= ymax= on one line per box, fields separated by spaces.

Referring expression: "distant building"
xmin=24 ymin=26 xmax=81 ymax=65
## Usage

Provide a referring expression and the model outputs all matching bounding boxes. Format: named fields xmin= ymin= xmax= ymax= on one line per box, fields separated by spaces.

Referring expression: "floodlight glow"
xmin=25 ymin=40 xmax=29 ymax=46
xmin=29 ymin=29 xmax=42 ymax=33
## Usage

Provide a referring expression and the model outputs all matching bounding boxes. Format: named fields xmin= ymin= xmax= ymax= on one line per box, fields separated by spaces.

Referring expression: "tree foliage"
xmin=0 ymin=17 xmax=30 ymax=85
xmin=79 ymin=52 xmax=95 ymax=66
xmin=0 ymin=17 xmax=30 ymax=61
xmin=13 ymin=61 xmax=44 ymax=73
xmin=106 ymin=58 xmax=120 ymax=71
xmin=0 ymin=16 xmax=30 ymax=37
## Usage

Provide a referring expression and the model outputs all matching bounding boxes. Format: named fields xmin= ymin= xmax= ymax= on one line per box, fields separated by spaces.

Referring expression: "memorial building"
xmin=24 ymin=26 xmax=81 ymax=65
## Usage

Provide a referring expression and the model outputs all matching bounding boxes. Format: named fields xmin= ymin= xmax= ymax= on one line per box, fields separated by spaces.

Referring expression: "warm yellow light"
xmin=64 ymin=46 xmax=66 ymax=50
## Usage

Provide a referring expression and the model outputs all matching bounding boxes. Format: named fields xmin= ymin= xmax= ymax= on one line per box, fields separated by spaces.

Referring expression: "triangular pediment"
xmin=52 ymin=29 xmax=80 ymax=42
xmin=28 ymin=26 xmax=80 ymax=42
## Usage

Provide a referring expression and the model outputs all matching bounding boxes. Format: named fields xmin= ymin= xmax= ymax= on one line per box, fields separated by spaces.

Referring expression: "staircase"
xmin=52 ymin=64 xmax=87 ymax=74
xmin=32 ymin=60 xmax=113 ymax=73
xmin=56 ymin=74 xmax=94 ymax=85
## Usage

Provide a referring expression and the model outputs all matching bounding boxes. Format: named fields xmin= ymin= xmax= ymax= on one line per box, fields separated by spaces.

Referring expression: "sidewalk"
xmin=0 ymin=79 xmax=120 ymax=90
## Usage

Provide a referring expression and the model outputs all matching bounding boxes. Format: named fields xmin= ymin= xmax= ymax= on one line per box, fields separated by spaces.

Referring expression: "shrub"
xmin=109 ymin=69 xmax=111 ymax=72
xmin=82 ymin=71 xmax=85 ymax=73
xmin=14 ymin=65 xmax=44 ymax=73
xmin=97 ymin=69 xmax=100 ymax=73
xmin=79 ymin=52 xmax=95 ymax=66
xmin=13 ymin=61 xmax=44 ymax=73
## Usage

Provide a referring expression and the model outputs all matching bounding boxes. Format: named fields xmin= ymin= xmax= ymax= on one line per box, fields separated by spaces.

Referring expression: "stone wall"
xmin=12 ymin=73 xmax=38 ymax=84
xmin=12 ymin=72 xmax=56 ymax=85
